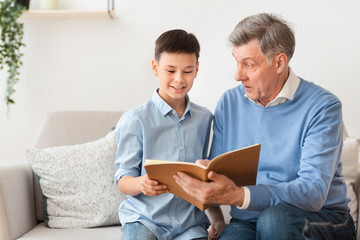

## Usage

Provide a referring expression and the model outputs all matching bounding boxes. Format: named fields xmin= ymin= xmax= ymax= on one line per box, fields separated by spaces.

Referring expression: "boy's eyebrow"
xmin=184 ymin=65 xmax=196 ymax=69
xmin=166 ymin=65 xmax=196 ymax=69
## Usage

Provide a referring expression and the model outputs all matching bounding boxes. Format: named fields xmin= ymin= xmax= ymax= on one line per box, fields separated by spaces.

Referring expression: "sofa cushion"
xmin=25 ymin=131 xmax=125 ymax=228
xmin=32 ymin=111 xmax=124 ymax=222
xmin=342 ymin=137 xmax=360 ymax=228
xmin=18 ymin=222 xmax=122 ymax=240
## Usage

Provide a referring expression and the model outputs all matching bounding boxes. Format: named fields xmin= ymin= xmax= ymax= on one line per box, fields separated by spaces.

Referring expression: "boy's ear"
xmin=194 ymin=61 xmax=199 ymax=78
xmin=152 ymin=60 xmax=159 ymax=76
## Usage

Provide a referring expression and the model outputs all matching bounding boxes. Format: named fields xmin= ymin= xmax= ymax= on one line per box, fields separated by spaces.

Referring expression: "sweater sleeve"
xmin=247 ymin=99 xmax=344 ymax=212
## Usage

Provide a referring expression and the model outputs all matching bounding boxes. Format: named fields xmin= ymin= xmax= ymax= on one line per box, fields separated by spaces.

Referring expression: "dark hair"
xmin=229 ymin=13 xmax=295 ymax=63
xmin=154 ymin=29 xmax=200 ymax=62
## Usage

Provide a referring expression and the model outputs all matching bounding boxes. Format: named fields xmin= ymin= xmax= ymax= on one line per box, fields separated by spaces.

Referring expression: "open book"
xmin=144 ymin=144 xmax=261 ymax=211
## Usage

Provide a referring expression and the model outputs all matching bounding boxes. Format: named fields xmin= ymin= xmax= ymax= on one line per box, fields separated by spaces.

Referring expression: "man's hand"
xmin=173 ymin=170 xmax=244 ymax=206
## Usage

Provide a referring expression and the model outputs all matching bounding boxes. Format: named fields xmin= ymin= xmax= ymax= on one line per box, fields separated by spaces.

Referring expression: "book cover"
xmin=144 ymin=144 xmax=261 ymax=211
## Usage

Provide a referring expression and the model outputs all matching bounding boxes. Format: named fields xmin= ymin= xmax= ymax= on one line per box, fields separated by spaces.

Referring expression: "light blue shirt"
xmin=210 ymin=78 xmax=348 ymax=222
xmin=114 ymin=90 xmax=213 ymax=240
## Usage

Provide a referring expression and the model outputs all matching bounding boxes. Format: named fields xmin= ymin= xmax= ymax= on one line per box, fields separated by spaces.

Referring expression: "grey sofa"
xmin=0 ymin=111 xmax=126 ymax=240
xmin=0 ymin=111 xmax=359 ymax=239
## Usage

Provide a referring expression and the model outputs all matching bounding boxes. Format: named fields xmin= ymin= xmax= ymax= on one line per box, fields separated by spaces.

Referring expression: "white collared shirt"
xmin=245 ymin=68 xmax=300 ymax=107
xmin=239 ymin=68 xmax=300 ymax=210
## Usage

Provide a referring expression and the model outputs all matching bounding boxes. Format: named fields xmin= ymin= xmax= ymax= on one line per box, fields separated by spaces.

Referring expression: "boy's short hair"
xmin=154 ymin=29 xmax=200 ymax=62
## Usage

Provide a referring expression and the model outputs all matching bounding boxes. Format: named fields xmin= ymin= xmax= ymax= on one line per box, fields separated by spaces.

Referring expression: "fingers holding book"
xmin=140 ymin=174 xmax=169 ymax=196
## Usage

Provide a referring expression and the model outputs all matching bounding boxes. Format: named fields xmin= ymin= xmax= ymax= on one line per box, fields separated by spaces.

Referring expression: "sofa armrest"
xmin=0 ymin=163 xmax=38 ymax=240
xmin=354 ymin=168 xmax=360 ymax=239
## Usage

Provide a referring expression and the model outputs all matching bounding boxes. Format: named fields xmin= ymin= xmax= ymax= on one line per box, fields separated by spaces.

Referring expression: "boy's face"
xmin=152 ymin=52 xmax=199 ymax=107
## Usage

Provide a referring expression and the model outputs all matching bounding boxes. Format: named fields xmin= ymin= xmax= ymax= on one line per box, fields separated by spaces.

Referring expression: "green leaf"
xmin=0 ymin=0 xmax=26 ymax=112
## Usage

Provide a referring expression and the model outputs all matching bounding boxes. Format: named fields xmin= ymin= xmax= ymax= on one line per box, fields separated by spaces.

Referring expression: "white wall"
xmin=1 ymin=0 xmax=359 ymax=164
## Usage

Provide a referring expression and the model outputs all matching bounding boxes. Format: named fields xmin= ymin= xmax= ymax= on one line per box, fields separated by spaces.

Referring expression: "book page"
xmin=207 ymin=144 xmax=260 ymax=186
xmin=144 ymin=159 xmax=206 ymax=169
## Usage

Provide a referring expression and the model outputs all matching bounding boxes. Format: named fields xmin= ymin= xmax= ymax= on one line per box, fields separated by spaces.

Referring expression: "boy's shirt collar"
xmin=152 ymin=89 xmax=191 ymax=118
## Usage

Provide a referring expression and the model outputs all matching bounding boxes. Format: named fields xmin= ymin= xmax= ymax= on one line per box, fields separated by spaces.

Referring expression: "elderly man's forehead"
xmin=232 ymin=43 xmax=265 ymax=63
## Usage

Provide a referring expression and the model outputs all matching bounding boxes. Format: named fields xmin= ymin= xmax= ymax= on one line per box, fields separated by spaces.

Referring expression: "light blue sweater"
xmin=209 ymin=78 xmax=349 ymax=221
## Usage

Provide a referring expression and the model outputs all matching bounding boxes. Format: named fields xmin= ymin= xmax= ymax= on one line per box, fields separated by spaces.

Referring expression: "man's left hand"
xmin=173 ymin=170 xmax=244 ymax=206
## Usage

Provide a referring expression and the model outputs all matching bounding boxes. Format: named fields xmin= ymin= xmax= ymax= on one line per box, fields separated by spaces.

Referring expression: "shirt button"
xmin=180 ymin=146 xmax=184 ymax=150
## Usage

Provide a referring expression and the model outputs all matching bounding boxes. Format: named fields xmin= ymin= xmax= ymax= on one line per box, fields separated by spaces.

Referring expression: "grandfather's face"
xmin=232 ymin=39 xmax=285 ymax=106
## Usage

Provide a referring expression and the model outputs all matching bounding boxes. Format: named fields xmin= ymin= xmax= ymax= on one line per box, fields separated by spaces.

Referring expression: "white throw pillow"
xmin=341 ymin=137 xmax=360 ymax=229
xmin=26 ymin=131 xmax=125 ymax=228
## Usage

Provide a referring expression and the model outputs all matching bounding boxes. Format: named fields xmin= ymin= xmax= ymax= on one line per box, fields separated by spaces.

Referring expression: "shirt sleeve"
xmin=114 ymin=112 xmax=143 ymax=183
xmin=248 ymin=100 xmax=344 ymax=212
xmin=236 ymin=187 xmax=251 ymax=209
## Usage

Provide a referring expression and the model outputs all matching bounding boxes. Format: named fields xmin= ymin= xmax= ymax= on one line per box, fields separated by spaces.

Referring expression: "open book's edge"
xmin=145 ymin=143 xmax=260 ymax=170
xmin=144 ymin=159 xmax=207 ymax=169
xmin=213 ymin=143 xmax=261 ymax=157
xmin=208 ymin=143 xmax=261 ymax=168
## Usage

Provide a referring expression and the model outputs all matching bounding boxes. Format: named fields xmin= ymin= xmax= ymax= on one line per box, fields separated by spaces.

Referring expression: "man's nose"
xmin=235 ymin=66 xmax=247 ymax=82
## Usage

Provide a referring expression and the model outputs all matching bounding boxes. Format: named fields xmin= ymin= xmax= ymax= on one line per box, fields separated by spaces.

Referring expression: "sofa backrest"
xmin=32 ymin=111 xmax=124 ymax=221
xmin=33 ymin=111 xmax=124 ymax=149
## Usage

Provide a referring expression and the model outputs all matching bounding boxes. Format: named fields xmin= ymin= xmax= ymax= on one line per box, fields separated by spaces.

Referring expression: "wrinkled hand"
xmin=173 ymin=171 xmax=244 ymax=206
xmin=208 ymin=220 xmax=226 ymax=240
xmin=139 ymin=174 xmax=168 ymax=196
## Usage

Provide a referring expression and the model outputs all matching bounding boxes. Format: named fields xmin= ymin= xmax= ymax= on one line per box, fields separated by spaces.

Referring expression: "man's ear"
xmin=275 ymin=53 xmax=288 ymax=74
xmin=152 ymin=59 xmax=159 ymax=76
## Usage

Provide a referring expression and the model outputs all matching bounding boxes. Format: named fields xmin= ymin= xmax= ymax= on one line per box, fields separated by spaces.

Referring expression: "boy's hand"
xmin=206 ymin=205 xmax=225 ymax=240
xmin=196 ymin=159 xmax=210 ymax=167
xmin=140 ymin=174 xmax=168 ymax=196
xmin=208 ymin=220 xmax=226 ymax=240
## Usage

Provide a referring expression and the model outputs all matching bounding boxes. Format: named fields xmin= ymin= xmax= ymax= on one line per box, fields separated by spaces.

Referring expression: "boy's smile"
xmin=172 ymin=86 xmax=185 ymax=90
xmin=152 ymin=52 xmax=199 ymax=116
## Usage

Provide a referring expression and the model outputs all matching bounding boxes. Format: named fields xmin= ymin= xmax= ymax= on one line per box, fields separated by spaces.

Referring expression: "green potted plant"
xmin=0 ymin=0 xmax=27 ymax=111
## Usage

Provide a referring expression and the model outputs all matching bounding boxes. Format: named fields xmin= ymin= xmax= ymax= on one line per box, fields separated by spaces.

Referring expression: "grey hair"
xmin=229 ymin=13 xmax=295 ymax=63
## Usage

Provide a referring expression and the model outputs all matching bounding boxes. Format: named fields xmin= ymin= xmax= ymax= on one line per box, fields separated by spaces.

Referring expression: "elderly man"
xmin=174 ymin=13 xmax=355 ymax=239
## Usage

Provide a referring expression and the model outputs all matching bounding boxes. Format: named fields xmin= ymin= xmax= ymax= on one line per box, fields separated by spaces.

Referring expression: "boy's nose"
xmin=174 ymin=73 xmax=185 ymax=83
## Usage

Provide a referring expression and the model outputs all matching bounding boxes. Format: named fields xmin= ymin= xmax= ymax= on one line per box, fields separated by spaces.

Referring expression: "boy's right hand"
xmin=139 ymin=174 xmax=168 ymax=196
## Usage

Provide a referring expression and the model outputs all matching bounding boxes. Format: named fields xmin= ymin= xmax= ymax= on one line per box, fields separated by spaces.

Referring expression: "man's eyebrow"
xmin=232 ymin=55 xmax=256 ymax=62
xmin=242 ymin=57 xmax=255 ymax=62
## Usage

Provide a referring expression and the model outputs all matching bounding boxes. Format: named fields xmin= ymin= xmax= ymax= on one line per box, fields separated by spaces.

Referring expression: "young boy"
xmin=114 ymin=29 xmax=224 ymax=240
